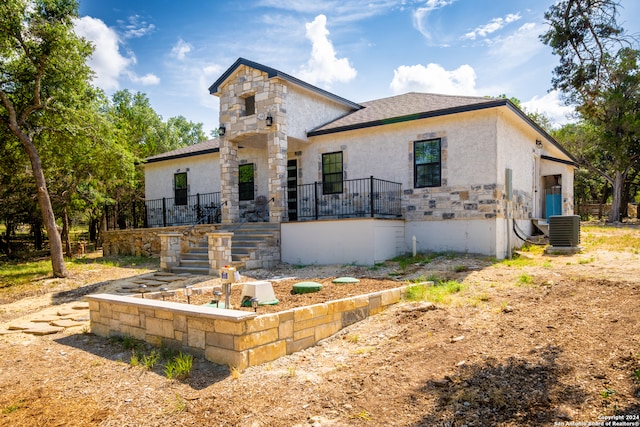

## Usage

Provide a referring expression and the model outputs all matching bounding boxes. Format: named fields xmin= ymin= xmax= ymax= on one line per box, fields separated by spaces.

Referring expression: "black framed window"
xmin=414 ymin=138 xmax=441 ymax=188
xmin=322 ymin=151 xmax=343 ymax=194
xmin=244 ymin=95 xmax=255 ymax=116
xmin=174 ymin=172 xmax=188 ymax=205
xmin=239 ymin=163 xmax=255 ymax=201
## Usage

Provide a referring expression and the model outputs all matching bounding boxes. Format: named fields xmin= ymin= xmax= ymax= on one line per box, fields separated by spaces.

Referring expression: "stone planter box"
xmin=87 ymin=285 xmax=407 ymax=369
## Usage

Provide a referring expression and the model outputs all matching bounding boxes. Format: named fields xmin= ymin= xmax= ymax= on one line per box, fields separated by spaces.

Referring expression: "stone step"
xmin=171 ymin=266 xmax=211 ymax=275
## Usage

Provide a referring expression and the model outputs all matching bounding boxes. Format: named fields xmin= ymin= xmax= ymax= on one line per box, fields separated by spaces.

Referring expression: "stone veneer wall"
xmin=403 ymin=184 xmax=533 ymax=221
xmin=87 ymin=286 xmax=406 ymax=369
xmin=102 ymin=225 xmax=219 ymax=257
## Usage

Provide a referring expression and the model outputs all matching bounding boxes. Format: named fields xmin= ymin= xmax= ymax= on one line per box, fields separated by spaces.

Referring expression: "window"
xmin=414 ymin=138 xmax=441 ymax=188
xmin=174 ymin=172 xmax=188 ymax=205
xmin=239 ymin=163 xmax=255 ymax=201
xmin=244 ymin=95 xmax=255 ymax=116
xmin=322 ymin=151 xmax=343 ymax=194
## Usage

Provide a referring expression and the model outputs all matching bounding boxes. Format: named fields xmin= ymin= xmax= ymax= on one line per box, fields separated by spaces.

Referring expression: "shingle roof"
xmin=145 ymin=138 xmax=220 ymax=163
xmin=308 ymin=92 xmax=505 ymax=135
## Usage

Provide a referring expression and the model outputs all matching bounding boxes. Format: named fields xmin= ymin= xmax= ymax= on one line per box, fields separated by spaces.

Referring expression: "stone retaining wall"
xmin=87 ymin=286 xmax=407 ymax=369
xmin=102 ymin=225 xmax=219 ymax=257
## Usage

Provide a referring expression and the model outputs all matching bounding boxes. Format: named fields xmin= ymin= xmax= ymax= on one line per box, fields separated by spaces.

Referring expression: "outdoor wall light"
xmin=184 ymin=285 xmax=193 ymax=304
xmin=160 ymin=286 xmax=169 ymax=301
xmin=218 ymin=125 xmax=226 ymax=136
xmin=265 ymin=113 xmax=273 ymax=127
xmin=250 ymin=297 xmax=259 ymax=312
xmin=536 ymin=139 xmax=543 ymax=149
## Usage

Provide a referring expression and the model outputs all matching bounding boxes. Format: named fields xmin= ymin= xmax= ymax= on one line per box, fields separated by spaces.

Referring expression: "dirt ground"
xmin=1 ymin=226 xmax=640 ymax=426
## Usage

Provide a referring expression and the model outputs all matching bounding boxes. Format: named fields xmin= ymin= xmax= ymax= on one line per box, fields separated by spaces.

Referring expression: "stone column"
xmin=220 ymin=137 xmax=239 ymax=224
xmin=267 ymin=130 xmax=288 ymax=223
xmin=159 ymin=233 xmax=182 ymax=272
xmin=207 ymin=232 xmax=234 ymax=275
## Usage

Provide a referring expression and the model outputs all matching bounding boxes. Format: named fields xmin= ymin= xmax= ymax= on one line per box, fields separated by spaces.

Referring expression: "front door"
xmin=287 ymin=159 xmax=298 ymax=221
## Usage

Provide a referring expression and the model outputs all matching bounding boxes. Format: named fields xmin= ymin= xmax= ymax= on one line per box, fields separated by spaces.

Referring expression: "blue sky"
xmin=75 ymin=0 xmax=640 ymax=136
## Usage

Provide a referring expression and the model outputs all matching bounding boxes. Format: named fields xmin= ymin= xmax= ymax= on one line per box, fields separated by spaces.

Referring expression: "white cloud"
xmin=413 ymin=0 xmax=456 ymax=41
xmin=171 ymin=38 xmax=193 ymax=61
xmin=390 ymin=63 xmax=477 ymax=96
xmin=120 ymin=15 xmax=155 ymax=39
xmin=128 ymin=72 xmax=160 ymax=86
xmin=522 ymin=90 xmax=575 ymax=127
xmin=463 ymin=13 xmax=521 ymax=40
xmin=74 ymin=16 xmax=160 ymax=90
xmin=487 ymin=22 xmax=544 ymax=68
xmin=73 ymin=16 xmax=132 ymax=90
xmin=298 ymin=15 xmax=357 ymax=87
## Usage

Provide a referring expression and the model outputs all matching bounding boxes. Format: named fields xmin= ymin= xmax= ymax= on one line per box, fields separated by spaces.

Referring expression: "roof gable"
xmin=208 ymin=58 xmax=362 ymax=110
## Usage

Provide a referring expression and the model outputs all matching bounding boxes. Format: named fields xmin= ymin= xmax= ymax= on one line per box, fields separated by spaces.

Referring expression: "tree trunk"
xmin=608 ymin=171 xmax=626 ymax=223
xmin=32 ymin=220 xmax=43 ymax=251
xmin=62 ymin=207 xmax=72 ymax=257
xmin=20 ymin=135 xmax=69 ymax=277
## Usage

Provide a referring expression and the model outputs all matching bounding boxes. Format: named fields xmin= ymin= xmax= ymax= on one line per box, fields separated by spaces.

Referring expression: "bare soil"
xmin=1 ymin=226 xmax=640 ymax=426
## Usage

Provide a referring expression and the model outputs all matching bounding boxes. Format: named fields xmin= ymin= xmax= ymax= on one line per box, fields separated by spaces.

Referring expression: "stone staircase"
xmin=171 ymin=222 xmax=281 ymax=275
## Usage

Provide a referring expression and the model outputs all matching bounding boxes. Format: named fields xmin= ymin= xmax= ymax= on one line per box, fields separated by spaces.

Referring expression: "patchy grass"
xmin=581 ymin=225 xmax=640 ymax=252
xmin=0 ymin=252 xmax=157 ymax=302
xmin=404 ymin=279 xmax=465 ymax=305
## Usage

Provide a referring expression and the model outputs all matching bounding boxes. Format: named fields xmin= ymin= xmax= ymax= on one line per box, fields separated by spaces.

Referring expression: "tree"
xmin=541 ymin=0 xmax=640 ymax=222
xmin=0 ymin=0 xmax=94 ymax=276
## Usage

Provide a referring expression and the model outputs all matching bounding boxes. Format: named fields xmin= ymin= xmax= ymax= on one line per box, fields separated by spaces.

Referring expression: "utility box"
xmin=221 ymin=266 xmax=236 ymax=284
xmin=548 ymin=215 xmax=581 ymax=247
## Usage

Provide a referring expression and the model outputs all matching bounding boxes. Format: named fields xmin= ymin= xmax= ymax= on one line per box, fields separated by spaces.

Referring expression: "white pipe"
xmin=412 ymin=235 xmax=417 ymax=257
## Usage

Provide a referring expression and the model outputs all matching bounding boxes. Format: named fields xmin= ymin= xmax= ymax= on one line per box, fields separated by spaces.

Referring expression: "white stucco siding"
xmin=286 ymin=86 xmax=355 ymax=141
xmin=442 ymin=111 xmax=497 ymax=187
xmin=144 ymin=153 xmax=220 ymax=201
xmin=281 ymin=219 xmax=404 ymax=265
xmin=495 ymin=109 xmax=542 ymax=223
xmin=302 ymin=110 xmax=501 ymax=189
xmin=405 ymin=219 xmax=500 ymax=258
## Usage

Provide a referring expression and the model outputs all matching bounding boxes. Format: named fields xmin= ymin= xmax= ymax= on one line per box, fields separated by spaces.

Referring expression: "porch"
xmin=104 ymin=176 xmax=403 ymax=230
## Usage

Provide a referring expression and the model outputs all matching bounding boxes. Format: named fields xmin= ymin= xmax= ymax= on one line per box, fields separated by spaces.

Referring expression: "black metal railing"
xmin=105 ymin=192 xmax=221 ymax=230
xmin=296 ymin=176 xmax=402 ymax=220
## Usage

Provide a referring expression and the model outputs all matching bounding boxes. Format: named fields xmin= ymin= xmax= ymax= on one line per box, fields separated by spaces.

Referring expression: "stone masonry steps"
xmin=171 ymin=223 xmax=279 ymax=275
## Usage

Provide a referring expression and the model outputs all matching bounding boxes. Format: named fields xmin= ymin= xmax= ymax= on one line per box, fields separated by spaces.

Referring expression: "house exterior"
xmin=143 ymin=57 xmax=576 ymax=264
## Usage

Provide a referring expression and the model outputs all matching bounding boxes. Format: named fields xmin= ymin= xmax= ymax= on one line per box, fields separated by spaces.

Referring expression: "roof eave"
xmin=145 ymin=147 xmax=220 ymax=164
xmin=307 ymin=99 xmax=509 ymax=137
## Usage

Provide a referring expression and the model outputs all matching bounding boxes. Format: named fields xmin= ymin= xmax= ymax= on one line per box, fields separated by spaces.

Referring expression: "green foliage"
xmin=164 ymin=352 xmax=193 ymax=380
xmin=600 ymin=389 xmax=617 ymax=399
xmin=517 ymin=274 xmax=533 ymax=286
xmin=404 ymin=280 xmax=464 ymax=304
xmin=2 ymin=401 xmax=23 ymax=415
xmin=541 ymin=1 xmax=640 ymax=222
xmin=141 ymin=350 xmax=160 ymax=370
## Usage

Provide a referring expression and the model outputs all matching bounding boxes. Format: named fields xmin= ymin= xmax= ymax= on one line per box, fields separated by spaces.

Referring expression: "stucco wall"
xmin=281 ymin=219 xmax=405 ymax=265
xmin=286 ymin=85 xmax=355 ymax=141
xmin=405 ymin=219 xmax=499 ymax=258
xmin=144 ymin=153 xmax=220 ymax=201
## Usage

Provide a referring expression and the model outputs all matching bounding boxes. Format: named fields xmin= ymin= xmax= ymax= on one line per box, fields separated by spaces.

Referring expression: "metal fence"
xmin=105 ymin=192 xmax=221 ymax=230
xmin=296 ymin=176 xmax=402 ymax=220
